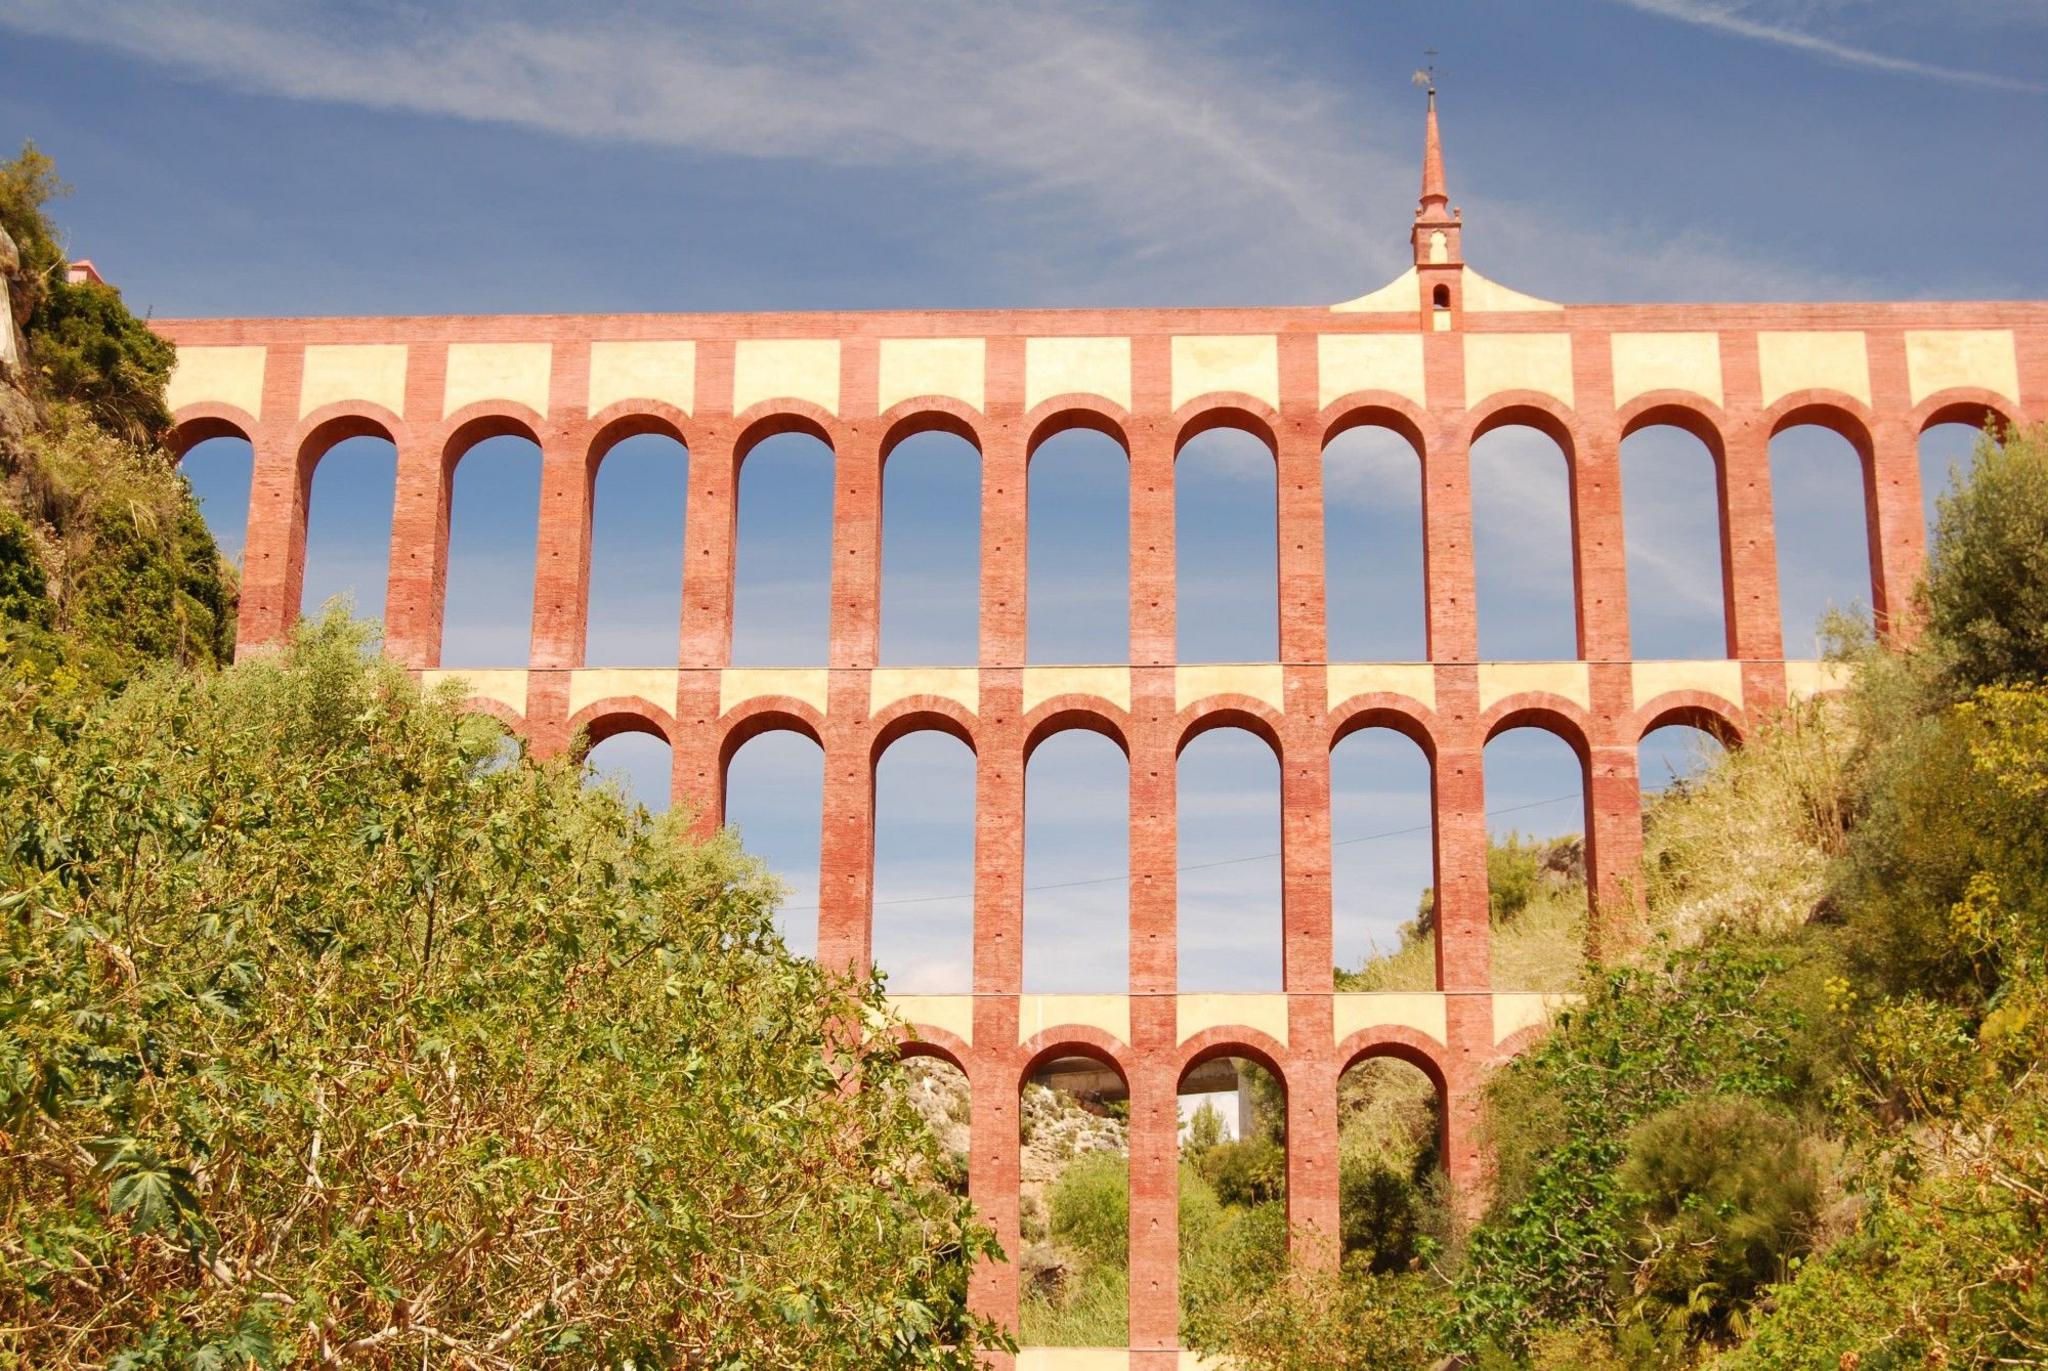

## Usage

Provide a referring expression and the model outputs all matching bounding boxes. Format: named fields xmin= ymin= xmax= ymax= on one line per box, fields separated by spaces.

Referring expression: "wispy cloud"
xmin=0 ymin=0 xmax=1901 ymax=305
xmin=1605 ymin=0 xmax=2045 ymax=93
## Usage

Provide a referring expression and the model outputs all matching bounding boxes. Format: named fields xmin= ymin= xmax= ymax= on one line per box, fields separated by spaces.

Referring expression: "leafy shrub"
xmin=1921 ymin=423 xmax=2048 ymax=693
xmin=1197 ymin=1137 xmax=1286 ymax=1208
xmin=1048 ymin=1149 xmax=1129 ymax=1269
xmin=0 ymin=614 xmax=1006 ymax=1368
xmin=1618 ymin=1096 xmax=1822 ymax=1330
xmin=1339 ymin=1160 xmax=1429 ymax=1274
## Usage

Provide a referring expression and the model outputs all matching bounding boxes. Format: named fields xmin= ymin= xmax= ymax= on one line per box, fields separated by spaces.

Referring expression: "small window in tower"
xmin=1432 ymin=284 xmax=1451 ymax=310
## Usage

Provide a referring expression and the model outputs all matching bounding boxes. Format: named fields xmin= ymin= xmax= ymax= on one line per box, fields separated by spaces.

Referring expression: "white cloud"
xmin=1604 ymin=0 xmax=2045 ymax=92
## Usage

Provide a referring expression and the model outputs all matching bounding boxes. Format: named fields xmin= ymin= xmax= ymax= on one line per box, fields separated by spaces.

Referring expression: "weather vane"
xmin=1412 ymin=48 xmax=1443 ymax=96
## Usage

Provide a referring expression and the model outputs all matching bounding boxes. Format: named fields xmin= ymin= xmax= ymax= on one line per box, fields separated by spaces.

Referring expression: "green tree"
xmin=0 ymin=613 xmax=1007 ymax=1368
xmin=1921 ymin=423 xmax=2048 ymax=693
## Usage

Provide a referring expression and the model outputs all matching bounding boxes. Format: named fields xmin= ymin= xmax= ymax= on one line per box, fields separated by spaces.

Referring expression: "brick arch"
xmin=1764 ymin=393 xmax=1877 ymax=457
xmin=732 ymin=402 xmax=838 ymax=467
xmin=716 ymin=698 xmax=827 ymax=774
xmin=291 ymin=403 xmax=407 ymax=474
xmin=1911 ymin=388 xmax=2017 ymax=438
xmin=1319 ymin=394 xmax=1430 ymax=456
xmin=1022 ymin=698 xmax=1132 ymax=760
xmin=1018 ymin=1031 xmax=1131 ymax=1086
xmin=1617 ymin=393 xmax=1731 ymax=459
xmin=1025 ymin=397 xmax=1133 ymax=460
xmin=438 ymin=402 xmax=546 ymax=471
xmin=871 ymin=699 xmax=980 ymax=762
xmin=1328 ymin=696 xmax=1441 ymax=761
xmin=878 ymin=396 xmax=985 ymax=460
xmin=581 ymin=400 xmax=693 ymax=470
xmin=1173 ymin=393 xmax=1279 ymax=455
xmin=567 ymin=697 xmax=676 ymax=755
xmin=1481 ymin=696 xmax=1594 ymax=763
xmin=1335 ymin=1025 xmax=1451 ymax=1098
xmin=1176 ymin=696 xmax=1286 ymax=756
xmin=1633 ymin=691 xmax=1745 ymax=747
xmin=1466 ymin=393 xmax=1581 ymax=456
xmin=453 ymin=693 xmax=526 ymax=736
xmin=168 ymin=404 xmax=257 ymax=458
xmin=1490 ymin=1020 xmax=1553 ymax=1064
xmin=897 ymin=1029 xmax=974 ymax=1075
xmin=1176 ymin=1027 xmax=1289 ymax=1085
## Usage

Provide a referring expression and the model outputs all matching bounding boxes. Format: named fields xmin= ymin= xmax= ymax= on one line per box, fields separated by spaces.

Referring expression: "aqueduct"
xmin=154 ymin=94 xmax=2044 ymax=1366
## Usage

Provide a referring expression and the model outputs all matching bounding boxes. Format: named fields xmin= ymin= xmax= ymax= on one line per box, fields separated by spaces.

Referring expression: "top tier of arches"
xmin=159 ymin=315 xmax=2037 ymax=674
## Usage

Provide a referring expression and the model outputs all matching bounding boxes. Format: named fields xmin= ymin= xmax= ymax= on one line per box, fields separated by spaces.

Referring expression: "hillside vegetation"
xmin=1189 ymin=418 xmax=2048 ymax=1368
xmin=0 ymin=146 xmax=1006 ymax=1369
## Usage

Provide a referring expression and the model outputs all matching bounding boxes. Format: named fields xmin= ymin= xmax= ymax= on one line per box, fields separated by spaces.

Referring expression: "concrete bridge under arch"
xmin=152 ymin=95 xmax=2043 ymax=1369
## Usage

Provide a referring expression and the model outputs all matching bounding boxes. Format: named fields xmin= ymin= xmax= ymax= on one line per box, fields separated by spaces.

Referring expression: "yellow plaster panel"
xmin=1017 ymin=1352 xmax=1129 ymax=1371
xmin=443 ymin=342 xmax=552 ymax=418
xmin=1783 ymin=660 xmax=1853 ymax=702
xmin=732 ymin=338 xmax=841 ymax=416
xmin=587 ymin=340 xmax=696 ymax=414
xmin=1018 ymin=994 xmax=1130 ymax=1048
xmin=299 ymin=343 xmax=408 ymax=419
xmin=1317 ymin=333 xmax=1427 ymax=408
xmin=1630 ymin=659 xmax=1743 ymax=714
xmin=1477 ymin=661 xmax=1591 ymax=714
xmin=166 ymin=345 xmax=266 ymax=420
xmin=1904 ymin=329 xmax=2020 ymax=407
xmin=878 ymin=337 xmax=986 ymax=413
xmin=1332 ymin=992 xmax=1447 ymax=1049
xmin=1330 ymin=267 xmax=1419 ymax=314
xmin=1176 ymin=663 xmax=1285 ymax=714
xmin=1025 ymin=336 xmax=1132 ymax=411
xmin=1326 ymin=662 xmax=1436 ymax=714
xmin=1460 ymin=267 xmax=1563 ymax=312
xmin=1022 ymin=666 xmax=1131 ymax=715
xmin=566 ymin=668 xmax=679 ymax=719
xmin=1176 ymin=993 xmax=1289 ymax=1048
xmin=1463 ymin=333 xmax=1574 ymax=408
xmin=870 ymin=667 xmax=979 ymax=716
xmin=718 ymin=668 xmax=829 ymax=717
xmin=1493 ymin=992 xmax=1577 ymax=1048
xmin=1170 ymin=335 xmax=1279 ymax=410
xmin=420 ymin=668 xmax=528 ymax=717
xmin=1756 ymin=331 xmax=1870 ymax=407
xmin=888 ymin=994 xmax=974 ymax=1048
xmin=1610 ymin=332 xmax=1723 ymax=408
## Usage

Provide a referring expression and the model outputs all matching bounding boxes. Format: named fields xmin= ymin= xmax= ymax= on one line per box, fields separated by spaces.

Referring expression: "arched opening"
xmin=1178 ymin=1053 xmax=1287 ymax=1334
xmin=1331 ymin=726 xmax=1436 ymax=990
xmin=1019 ymin=1052 xmax=1130 ymax=1348
xmin=301 ymin=432 xmax=397 ymax=624
xmin=178 ymin=433 xmax=253 ymax=569
xmin=1176 ymin=425 xmax=1278 ymax=663
xmin=1337 ymin=1053 xmax=1447 ymax=1276
xmin=1029 ymin=425 xmax=1130 ymax=664
xmin=882 ymin=428 xmax=981 ymax=665
xmin=1480 ymin=725 xmax=1588 ymax=991
xmin=583 ymin=729 xmax=673 ymax=815
xmin=1621 ymin=423 xmax=1729 ymax=659
xmin=587 ymin=430 xmax=687 ymax=666
xmin=1024 ymin=728 xmax=1130 ymax=993
xmin=732 ymin=430 xmax=835 ymax=666
xmin=871 ymin=728 xmax=977 ymax=994
xmin=443 ymin=430 xmax=543 ymax=667
xmin=723 ymin=728 xmax=825 ymax=958
xmin=1471 ymin=423 xmax=1577 ymax=660
xmin=1768 ymin=422 xmax=1874 ymax=656
xmin=1431 ymin=284 xmax=1451 ymax=310
xmin=1638 ymin=722 xmax=1727 ymax=798
xmin=1324 ymin=424 xmax=1425 ymax=661
xmin=1918 ymin=419 xmax=1994 ymax=545
xmin=1178 ymin=726 xmax=1282 ymax=992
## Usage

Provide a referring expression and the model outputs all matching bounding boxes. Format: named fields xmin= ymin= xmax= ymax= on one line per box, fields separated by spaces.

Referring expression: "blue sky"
xmin=6 ymin=0 xmax=2037 ymax=991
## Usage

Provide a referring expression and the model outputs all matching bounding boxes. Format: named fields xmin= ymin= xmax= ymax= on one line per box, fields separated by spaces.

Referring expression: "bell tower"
xmin=1412 ymin=80 xmax=1463 ymax=330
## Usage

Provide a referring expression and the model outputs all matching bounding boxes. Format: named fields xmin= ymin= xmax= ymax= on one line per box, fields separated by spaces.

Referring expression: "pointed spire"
xmin=1418 ymin=85 xmax=1448 ymax=215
